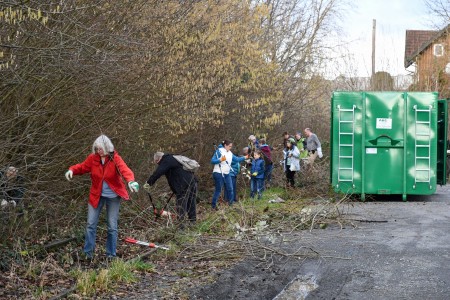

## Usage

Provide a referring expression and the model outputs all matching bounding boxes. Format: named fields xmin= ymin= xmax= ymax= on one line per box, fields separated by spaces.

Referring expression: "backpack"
xmin=173 ymin=155 xmax=200 ymax=173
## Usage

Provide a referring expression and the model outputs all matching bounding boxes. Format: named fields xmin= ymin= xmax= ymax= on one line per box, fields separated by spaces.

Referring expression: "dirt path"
xmin=189 ymin=186 xmax=450 ymax=299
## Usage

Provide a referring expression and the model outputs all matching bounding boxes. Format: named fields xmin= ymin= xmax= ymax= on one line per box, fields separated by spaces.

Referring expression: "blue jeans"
xmin=229 ymin=175 xmax=237 ymax=202
xmin=212 ymin=172 xmax=233 ymax=208
xmin=264 ymin=163 xmax=273 ymax=189
xmin=250 ymin=178 xmax=264 ymax=199
xmin=84 ymin=196 xmax=121 ymax=258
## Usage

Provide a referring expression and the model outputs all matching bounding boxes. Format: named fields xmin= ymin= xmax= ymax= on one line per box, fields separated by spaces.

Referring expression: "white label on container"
xmin=376 ymin=118 xmax=392 ymax=129
xmin=366 ymin=148 xmax=377 ymax=154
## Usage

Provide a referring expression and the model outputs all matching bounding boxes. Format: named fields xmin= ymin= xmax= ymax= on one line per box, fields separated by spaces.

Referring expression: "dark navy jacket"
xmin=147 ymin=154 xmax=195 ymax=195
xmin=0 ymin=171 xmax=25 ymax=203
xmin=250 ymin=158 xmax=265 ymax=179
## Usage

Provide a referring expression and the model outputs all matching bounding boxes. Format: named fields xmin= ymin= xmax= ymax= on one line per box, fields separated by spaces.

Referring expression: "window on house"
xmin=433 ymin=44 xmax=444 ymax=57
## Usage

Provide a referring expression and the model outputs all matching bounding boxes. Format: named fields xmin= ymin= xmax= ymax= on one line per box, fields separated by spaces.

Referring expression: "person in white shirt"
xmin=210 ymin=140 xmax=246 ymax=209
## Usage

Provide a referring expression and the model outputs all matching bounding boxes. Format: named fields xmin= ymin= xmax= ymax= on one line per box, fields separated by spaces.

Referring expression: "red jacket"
xmin=69 ymin=151 xmax=135 ymax=208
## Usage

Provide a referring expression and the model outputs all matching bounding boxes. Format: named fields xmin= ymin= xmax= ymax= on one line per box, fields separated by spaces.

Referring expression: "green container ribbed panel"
xmin=331 ymin=91 xmax=439 ymax=197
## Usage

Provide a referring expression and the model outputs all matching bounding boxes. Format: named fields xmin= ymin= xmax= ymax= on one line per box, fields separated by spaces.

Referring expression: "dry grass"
xmin=0 ymin=157 xmax=359 ymax=299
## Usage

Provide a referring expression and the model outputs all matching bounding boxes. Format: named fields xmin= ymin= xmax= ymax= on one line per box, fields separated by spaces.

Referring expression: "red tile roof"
xmin=404 ymin=24 xmax=450 ymax=68
xmin=404 ymin=30 xmax=437 ymax=68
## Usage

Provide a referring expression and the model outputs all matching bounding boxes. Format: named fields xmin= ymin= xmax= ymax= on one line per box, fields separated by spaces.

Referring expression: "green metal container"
xmin=330 ymin=92 xmax=447 ymax=200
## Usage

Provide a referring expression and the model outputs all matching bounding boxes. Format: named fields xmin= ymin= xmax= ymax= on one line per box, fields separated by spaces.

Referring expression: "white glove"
xmin=1 ymin=199 xmax=7 ymax=208
xmin=128 ymin=181 xmax=139 ymax=193
xmin=10 ymin=200 xmax=16 ymax=208
xmin=65 ymin=170 xmax=73 ymax=181
xmin=317 ymin=147 xmax=323 ymax=158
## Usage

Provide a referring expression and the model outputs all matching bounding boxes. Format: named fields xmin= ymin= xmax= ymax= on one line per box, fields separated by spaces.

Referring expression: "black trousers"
xmin=285 ymin=169 xmax=296 ymax=187
xmin=176 ymin=180 xmax=197 ymax=222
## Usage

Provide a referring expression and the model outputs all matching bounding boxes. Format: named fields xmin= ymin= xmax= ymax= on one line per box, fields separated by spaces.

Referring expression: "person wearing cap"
xmin=283 ymin=137 xmax=300 ymax=187
xmin=64 ymin=134 xmax=139 ymax=260
xmin=144 ymin=152 xmax=197 ymax=224
xmin=304 ymin=128 xmax=322 ymax=165
xmin=0 ymin=166 xmax=25 ymax=210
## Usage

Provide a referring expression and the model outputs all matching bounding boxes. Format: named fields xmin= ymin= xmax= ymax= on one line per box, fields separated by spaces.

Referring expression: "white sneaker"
xmin=1 ymin=199 xmax=7 ymax=208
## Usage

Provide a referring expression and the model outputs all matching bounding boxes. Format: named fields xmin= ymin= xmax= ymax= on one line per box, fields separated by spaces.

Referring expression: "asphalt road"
xmin=192 ymin=185 xmax=450 ymax=300
xmin=300 ymin=185 xmax=450 ymax=300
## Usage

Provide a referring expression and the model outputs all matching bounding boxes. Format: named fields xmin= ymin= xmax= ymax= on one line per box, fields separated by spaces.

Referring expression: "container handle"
xmin=368 ymin=134 xmax=400 ymax=146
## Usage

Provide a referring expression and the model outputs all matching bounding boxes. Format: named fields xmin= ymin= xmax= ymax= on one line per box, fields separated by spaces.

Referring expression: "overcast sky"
xmin=335 ymin=0 xmax=436 ymax=77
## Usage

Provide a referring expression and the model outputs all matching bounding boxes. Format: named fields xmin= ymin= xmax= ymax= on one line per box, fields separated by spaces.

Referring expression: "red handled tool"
xmin=124 ymin=237 xmax=169 ymax=250
xmin=147 ymin=191 xmax=175 ymax=221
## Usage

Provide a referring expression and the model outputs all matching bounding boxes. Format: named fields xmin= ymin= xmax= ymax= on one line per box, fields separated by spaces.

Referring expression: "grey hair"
xmin=154 ymin=151 xmax=164 ymax=162
xmin=92 ymin=135 xmax=114 ymax=154
xmin=6 ymin=166 xmax=18 ymax=178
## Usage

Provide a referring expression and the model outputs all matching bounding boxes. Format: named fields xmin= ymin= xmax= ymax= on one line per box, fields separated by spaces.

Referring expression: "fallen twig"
xmin=346 ymin=219 xmax=388 ymax=223
xmin=44 ymin=237 xmax=76 ymax=251
xmin=48 ymin=286 xmax=77 ymax=300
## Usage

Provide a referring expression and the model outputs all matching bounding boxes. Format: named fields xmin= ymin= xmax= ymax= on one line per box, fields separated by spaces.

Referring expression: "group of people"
xmin=210 ymin=128 xmax=322 ymax=208
xmin=210 ymin=137 xmax=273 ymax=209
xmin=62 ymin=129 xmax=321 ymax=260
xmin=281 ymin=128 xmax=322 ymax=187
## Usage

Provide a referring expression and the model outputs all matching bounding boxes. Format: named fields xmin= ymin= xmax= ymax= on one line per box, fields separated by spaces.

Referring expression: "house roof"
xmin=404 ymin=24 xmax=450 ymax=68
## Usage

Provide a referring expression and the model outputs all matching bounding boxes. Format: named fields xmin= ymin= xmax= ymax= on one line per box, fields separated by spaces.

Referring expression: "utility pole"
xmin=372 ymin=19 xmax=376 ymax=77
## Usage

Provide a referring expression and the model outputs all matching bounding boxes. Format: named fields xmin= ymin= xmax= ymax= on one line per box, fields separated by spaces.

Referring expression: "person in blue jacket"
xmin=228 ymin=147 xmax=251 ymax=202
xmin=250 ymin=149 xmax=265 ymax=200
xmin=210 ymin=140 xmax=246 ymax=209
xmin=229 ymin=154 xmax=241 ymax=203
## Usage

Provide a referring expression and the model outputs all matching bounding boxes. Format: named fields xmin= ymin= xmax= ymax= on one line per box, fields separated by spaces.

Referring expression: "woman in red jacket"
xmin=65 ymin=135 xmax=139 ymax=260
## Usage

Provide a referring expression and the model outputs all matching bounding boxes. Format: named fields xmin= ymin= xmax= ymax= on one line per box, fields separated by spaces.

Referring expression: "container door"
xmin=364 ymin=92 xmax=405 ymax=195
xmin=436 ymin=99 xmax=448 ymax=185
xmin=331 ymin=92 xmax=363 ymax=194
xmin=405 ymin=92 xmax=438 ymax=195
